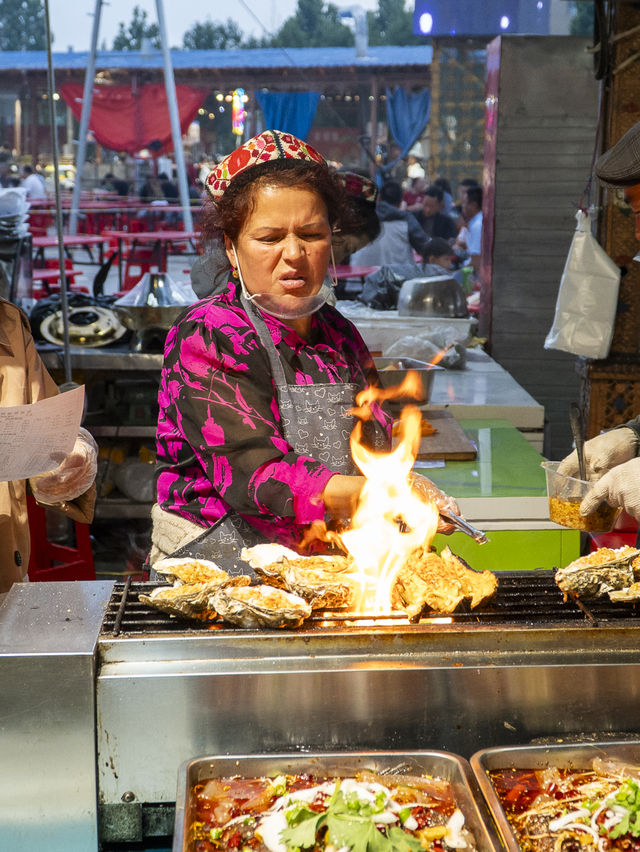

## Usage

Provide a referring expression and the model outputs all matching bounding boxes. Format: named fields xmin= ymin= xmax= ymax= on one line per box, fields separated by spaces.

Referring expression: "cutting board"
xmin=393 ymin=409 xmax=477 ymax=460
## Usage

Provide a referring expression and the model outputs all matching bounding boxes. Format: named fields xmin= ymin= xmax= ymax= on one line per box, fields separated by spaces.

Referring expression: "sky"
xmin=47 ymin=0 xmax=381 ymax=52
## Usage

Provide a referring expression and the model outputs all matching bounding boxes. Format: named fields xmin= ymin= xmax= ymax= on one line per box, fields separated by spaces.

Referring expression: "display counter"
xmin=427 ymin=349 xmax=544 ymax=450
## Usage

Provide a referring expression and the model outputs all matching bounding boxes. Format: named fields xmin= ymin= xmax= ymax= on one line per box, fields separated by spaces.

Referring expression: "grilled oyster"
xmin=240 ymin=543 xmax=302 ymax=568
xmin=153 ymin=557 xmax=243 ymax=587
xmin=138 ymin=582 xmax=221 ymax=620
xmin=254 ymin=555 xmax=356 ymax=609
xmin=555 ymin=546 xmax=640 ymax=599
xmin=391 ymin=545 xmax=498 ymax=622
xmin=609 ymin=581 xmax=640 ymax=603
xmin=211 ymin=584 xmax=312 ymax=629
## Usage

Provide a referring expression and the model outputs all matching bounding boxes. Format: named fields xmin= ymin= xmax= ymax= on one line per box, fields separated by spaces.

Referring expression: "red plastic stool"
xmin=27 ymin=496 xmax=95 ymax=581
xmin=122 ymin=246 xmax=158 ymax=290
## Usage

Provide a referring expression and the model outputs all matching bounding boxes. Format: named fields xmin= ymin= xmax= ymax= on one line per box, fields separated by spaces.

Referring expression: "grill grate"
xmin=100 ymin=571 xmax=640 ymax=637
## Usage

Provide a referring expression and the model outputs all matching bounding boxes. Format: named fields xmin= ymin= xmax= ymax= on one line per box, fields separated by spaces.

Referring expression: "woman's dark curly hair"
xmin=200 ymin=159 xmax=355 ymax=244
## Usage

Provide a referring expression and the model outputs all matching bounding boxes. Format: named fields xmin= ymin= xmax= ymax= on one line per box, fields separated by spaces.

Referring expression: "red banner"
xmin=59 ymin=82 xmax=208 ymax=155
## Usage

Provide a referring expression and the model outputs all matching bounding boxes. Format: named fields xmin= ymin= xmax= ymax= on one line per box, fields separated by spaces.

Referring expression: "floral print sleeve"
xmin=156 ymin=283 xmax=391 ymax=535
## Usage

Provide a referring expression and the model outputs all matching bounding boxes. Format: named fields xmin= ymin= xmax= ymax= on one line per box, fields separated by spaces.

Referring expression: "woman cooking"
xmin=150 ymin=130 xmax=459 ymax=571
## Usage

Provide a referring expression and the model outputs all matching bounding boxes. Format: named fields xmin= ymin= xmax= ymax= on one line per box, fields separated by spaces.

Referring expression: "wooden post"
xmin=369 ymin=75 xmax=377 ymax=179
xmin=429 ymin=40 xmax=441 ymax=180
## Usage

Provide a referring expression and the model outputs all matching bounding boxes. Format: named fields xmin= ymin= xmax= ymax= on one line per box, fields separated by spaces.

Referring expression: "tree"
xmin=569 ymin=1 xmax=594 ymax=36
xmin=183 ymin=18 xmax=243 ymax=50
xmin=367 ymin=0 xmax=421 ymax=46
xmin=270 ymin=0 xmax=353 ymax=48
xmin=112 ymin=5 xmax=160 ymax=51
xmin=0 ymin=0 xmax=48 ymax=50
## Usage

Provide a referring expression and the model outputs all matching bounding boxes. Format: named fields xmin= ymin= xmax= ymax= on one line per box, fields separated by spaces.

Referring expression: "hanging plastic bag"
xmin=544 ymin=210 xmax=620 ymax=359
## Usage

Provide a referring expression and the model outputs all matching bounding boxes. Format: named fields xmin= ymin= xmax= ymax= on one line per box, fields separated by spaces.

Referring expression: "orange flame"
xmin=342 ymin=381 xmax=440 ymax=614
xmin=428 ymin=344 xmax=453 ymax=367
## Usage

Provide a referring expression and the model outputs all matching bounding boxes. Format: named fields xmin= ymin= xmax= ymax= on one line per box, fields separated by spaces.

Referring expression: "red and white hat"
xmin=205 ymin=129 xmax=326 ymax=200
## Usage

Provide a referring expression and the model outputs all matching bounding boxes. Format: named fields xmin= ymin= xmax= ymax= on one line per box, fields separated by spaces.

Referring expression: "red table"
xmin=333 ymin=264 xmax=379 ymax=283
xmin=32 ymin=234 xmax=108 ymax=267
xmin=101 ymin=230 xmax=201 ymax=288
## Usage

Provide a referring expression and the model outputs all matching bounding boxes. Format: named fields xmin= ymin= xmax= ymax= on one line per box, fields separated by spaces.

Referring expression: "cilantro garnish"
xmin=606 ymin=780 xmax=640 ymax=840
xmin=280 ymin=784 xmax=423 ymax=852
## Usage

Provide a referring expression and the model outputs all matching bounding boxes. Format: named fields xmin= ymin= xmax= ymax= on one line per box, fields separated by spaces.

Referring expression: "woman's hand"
xmin=321 ymin=473 xmax=461 ymax=535
xmin=558 ymin=427 xmax=638 ymax=480
xmin=409 ymin=473 xmax=461 ymax=534
xmin=321 ymin=474 xmax=365 ymax=521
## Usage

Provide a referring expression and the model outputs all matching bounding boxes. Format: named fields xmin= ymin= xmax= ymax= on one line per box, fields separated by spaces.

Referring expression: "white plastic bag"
xmin=544 ymin=210 xmax=620 ymax=359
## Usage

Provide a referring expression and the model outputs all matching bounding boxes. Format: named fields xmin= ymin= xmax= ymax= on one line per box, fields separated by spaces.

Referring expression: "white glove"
xmin=580 ymin=456 xmax=640 ymax=521
xmin=30 ymin=427 xmax=98 ymax=504
xmin=409 ymin=473 xmax=461 ymax=535
xmin=557 ymin=427 xmax=638 ymax=480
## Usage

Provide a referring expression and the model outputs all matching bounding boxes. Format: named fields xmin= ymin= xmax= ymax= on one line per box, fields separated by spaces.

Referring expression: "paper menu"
xmin=0 ymin=385 xmax=85 ymax=482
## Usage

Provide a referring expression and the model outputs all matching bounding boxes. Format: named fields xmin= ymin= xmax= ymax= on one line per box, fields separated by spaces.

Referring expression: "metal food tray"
xmin=470 ymin=740 xmax=640 ymax=852
xmin=374 ymin=357 xmax=442 ymax=403
xmin=173 ymin=750 xmax=501 ymax=852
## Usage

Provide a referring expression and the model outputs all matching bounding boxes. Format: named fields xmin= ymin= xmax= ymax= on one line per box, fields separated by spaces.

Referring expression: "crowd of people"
xmin=337 ymin=161 xmax=483 ymax=308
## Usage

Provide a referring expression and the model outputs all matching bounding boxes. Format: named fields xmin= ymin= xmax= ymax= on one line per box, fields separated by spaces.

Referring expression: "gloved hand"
xmin=30 ymin=427 xmax=98 ymax=505
xmin=580 ymin=456 xmax=640 ymax=521
xmin=558 ymin=427 xmax=638 ymax=480
xmin=409 ymin=473 xmax=461 ymax=535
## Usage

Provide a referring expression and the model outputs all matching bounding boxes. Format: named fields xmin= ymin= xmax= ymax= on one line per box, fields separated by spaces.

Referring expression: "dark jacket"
xmin=414 ymin=210 xmax=458 ymax=242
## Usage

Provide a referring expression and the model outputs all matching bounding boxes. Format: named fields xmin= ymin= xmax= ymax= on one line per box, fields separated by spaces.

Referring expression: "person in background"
xmin=422 ymin=236 xmax=455 ymax=274
xmin=349 ymin=180 xmax=427 ymax=266
xmin=102 ymin=172 xmax=129 ymax=197
xmin=21 ymin=164 xmax=46 ymax=200
xmin=139 ymin=175 xmax=164 ymax=203
xmin=454 ymin=178 xmax=480 ymax=215
xmin=158 ymin=171 xmax=179 ymax=202
xmin=433 ymin=177 xmax=455 ymax=216
xmin=455 ymin=184 xmax=483 ymax=278
xmin=402 ymin=177 xmax=427 ymax=212
xmin=0 ymin=299 xmax=97 ymax=593
xmin=0 ymin=161 xmax=11 ymax=188
xmin=406 ymin=153 xmax=426 ymax=182
xmin=414 ymin=185 xmax=458 ymax=242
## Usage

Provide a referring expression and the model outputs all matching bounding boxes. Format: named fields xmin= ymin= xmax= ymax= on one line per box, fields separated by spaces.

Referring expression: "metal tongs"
xmin=439 ymin=510 xmax=490 ymax=545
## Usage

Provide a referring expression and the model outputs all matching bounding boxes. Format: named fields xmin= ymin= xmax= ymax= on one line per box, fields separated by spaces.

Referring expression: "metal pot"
xmin=397 ymin=275 xmax=469 ymax=318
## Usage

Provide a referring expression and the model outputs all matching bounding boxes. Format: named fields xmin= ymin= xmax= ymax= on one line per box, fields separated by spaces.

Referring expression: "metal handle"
xmin=439 ymin=510 xmax=489 ymax=545
xmin=570 ymin=402 xmax=587 ymax=481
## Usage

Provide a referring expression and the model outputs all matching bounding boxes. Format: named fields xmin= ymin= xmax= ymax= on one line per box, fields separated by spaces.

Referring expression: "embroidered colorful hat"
xmin=205 ymin=129 xmax=326 ymax=200
xmin=339 ymin=171 xmax=377 ymax=204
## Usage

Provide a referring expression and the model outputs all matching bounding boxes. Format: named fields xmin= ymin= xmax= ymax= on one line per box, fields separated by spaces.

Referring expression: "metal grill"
xmin=100 ymin=570 xmax=640 ymax=637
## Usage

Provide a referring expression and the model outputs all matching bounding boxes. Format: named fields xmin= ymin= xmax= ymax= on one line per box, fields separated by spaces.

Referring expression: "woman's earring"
xmin=231 ymin=267 xmax=239 ymax=279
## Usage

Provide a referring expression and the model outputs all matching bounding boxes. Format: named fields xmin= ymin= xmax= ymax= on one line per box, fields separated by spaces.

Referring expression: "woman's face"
xmin=225 ymin=184 xmax=332 ymax=301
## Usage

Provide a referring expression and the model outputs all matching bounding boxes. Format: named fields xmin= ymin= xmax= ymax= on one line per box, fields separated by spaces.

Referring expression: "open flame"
xmin=342 ymin=372 xmax=440 ymax=613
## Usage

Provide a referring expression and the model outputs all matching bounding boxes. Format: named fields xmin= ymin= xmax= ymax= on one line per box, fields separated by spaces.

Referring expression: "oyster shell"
xmin=555 ymin=546 xmax=640 ymax=599
xmin=609 ymin=582 xmax=640 ymax=603
xmin=254 ymin=555 xmax=356 ymax=609
xmin=138 ymin=582 xmax=221 ymax=620
xmin=211 ymin=584 xmax=312 ymax=629
xmin=391 ymin=546 xmax=498 ymax=622
xmin=153 ymin=557 xmax=241 ymax=586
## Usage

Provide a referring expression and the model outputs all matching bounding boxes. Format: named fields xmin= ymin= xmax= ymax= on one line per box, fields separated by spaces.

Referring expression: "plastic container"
xmin=541 ymin=460 xmax=621 ymax=532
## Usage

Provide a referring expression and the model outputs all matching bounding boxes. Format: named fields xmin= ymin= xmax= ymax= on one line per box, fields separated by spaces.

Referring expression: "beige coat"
xmin=0 ymin=300 xmax=61 ymax=591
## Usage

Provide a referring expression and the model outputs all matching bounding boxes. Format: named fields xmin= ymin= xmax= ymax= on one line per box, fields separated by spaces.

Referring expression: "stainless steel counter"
xmin=0 ymin=581 xmax=113 ymax=851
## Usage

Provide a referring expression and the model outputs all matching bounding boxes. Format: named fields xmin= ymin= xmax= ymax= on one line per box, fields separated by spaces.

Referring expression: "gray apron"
xmin=164 ymin=297 xmax=382 ymax=575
